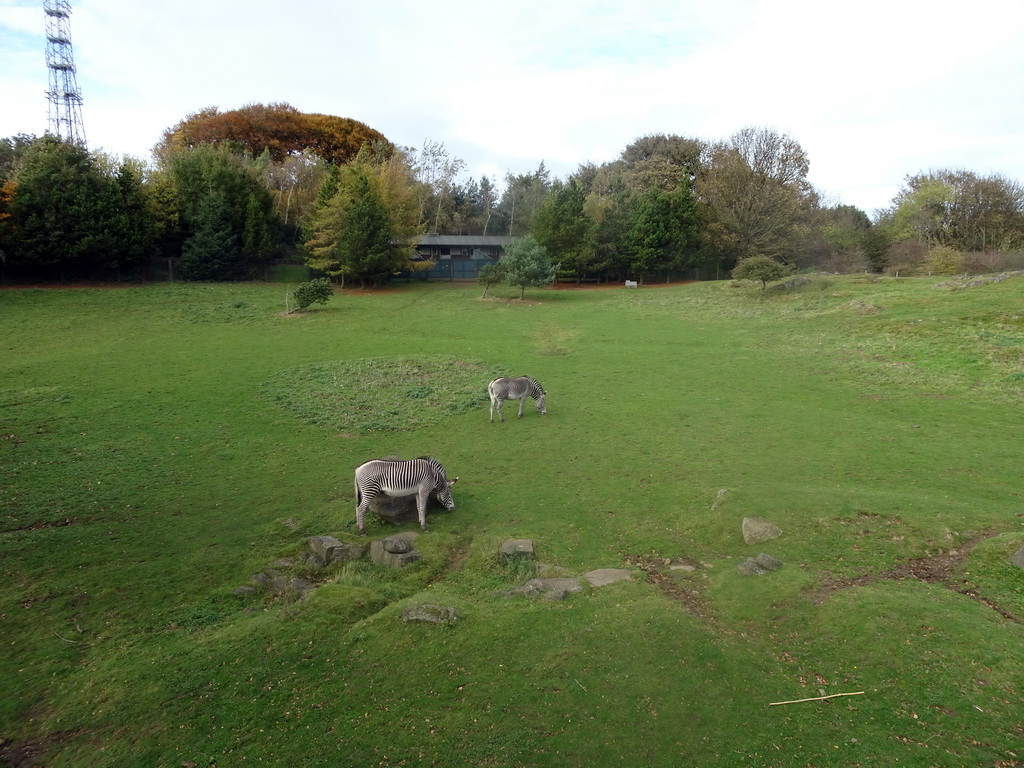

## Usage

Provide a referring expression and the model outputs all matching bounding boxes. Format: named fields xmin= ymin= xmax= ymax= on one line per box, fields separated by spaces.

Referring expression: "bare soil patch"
xmin=812 ymin=532 xmax=1020 ymax=623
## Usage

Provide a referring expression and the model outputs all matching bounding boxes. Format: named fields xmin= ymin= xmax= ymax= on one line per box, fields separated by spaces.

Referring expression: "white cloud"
xmin=1 ymin=0 xmax=1022 ymax=214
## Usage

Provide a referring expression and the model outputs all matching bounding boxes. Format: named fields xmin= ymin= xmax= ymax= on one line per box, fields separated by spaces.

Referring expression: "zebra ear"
xmin=449 ymin=477 xmax=459 ymax=485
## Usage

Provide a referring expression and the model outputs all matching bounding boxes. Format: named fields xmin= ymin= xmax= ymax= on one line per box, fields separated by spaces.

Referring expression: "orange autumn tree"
xmin=155 ymin=103 xmax=390 ymax=166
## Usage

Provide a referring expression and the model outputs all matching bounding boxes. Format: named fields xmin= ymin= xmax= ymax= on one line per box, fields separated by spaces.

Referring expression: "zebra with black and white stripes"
xmin=488 ymin=376 xmax=547 ymax=423
xmin=353 ymin=457 xmax=458 ymax=535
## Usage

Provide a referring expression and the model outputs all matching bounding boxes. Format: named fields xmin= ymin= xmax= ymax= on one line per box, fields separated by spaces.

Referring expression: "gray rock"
xmin=1009 ymin=543 xmax=1024 ymax=570
xmin=755 ymin=553 xmax=783 ymax=571
xmin=502 ymin=577 xmax=583 ymax=601
xmin=370 ymin=538 xmax=421 ymax=567
xmin=500 ymin=539 xmax=535 ymax=562
xmin=737 ymin=558 xmax=768 ymax=576
xmin=583 ymin=568 xmax=633 ymax=587
xmin=742 ymin=517 xmax=783 ymax=545
xmin=248 ymin=572 xmax=273 ymax=589
xmin=308 ymin=535 xmax=365 ymax=564
xmin=382 ymin=537 xmax=413 ymax=555
xmin=369 ymin=493 xmax=420 ymax=522
xmin=402 ymin=604 xmax=458 ymax=624
xmin=232 ymin=585 xmax=259 ymax=596
xmin=301 ymin=551 xmax=326 ymax=568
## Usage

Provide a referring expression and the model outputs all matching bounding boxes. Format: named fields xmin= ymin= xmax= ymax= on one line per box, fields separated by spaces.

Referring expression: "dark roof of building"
xmin=416 ymin=235 xmax=520 ymax=246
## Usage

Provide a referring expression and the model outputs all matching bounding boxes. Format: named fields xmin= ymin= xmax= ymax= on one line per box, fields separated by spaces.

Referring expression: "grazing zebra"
xmin=488 ymin=376 xmax=547 ymax=423
xmin=353 ymin=457 xmax=457 ymax=535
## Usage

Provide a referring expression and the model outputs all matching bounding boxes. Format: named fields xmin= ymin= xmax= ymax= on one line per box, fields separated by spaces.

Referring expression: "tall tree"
xmin=156 ymin=103 xmax=389 ymax=166
xmin=0 ymin=134 xmax=36 ymax=182
xmin=304 ymin=154 xmax=417 ymax=286
xmin=409 ymin=140 xmax=465 ymax=233
xmin=619 ymin=133 xmax=706 ymax=192
xmin=882 ymin=170 xmax=1024 ymax=253
xmin=696 ymin=127 xmax=816 ymax=268
xmin=497 ymin=163 xmax=552 ymax=236
xmin=531 ymin=179 xmax=594 ymax=282
xmin=179 ymin=193 xmax=242 ymax=280
xmin=1 ymin=137 xmax=154 ymax=276
xmin=165 ymin=143 xmax=280 ymax=278
xmin=621 ymin=181 xmax=699 ymax=281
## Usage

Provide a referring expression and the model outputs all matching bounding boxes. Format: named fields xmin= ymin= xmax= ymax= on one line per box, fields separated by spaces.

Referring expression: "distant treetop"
xmin=156 ymin=102 xmax=391 ymax=165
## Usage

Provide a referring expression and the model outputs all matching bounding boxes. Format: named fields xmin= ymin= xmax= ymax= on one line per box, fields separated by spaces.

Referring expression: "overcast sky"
xmin=2 ymin=0 xmax=1022 ymax=216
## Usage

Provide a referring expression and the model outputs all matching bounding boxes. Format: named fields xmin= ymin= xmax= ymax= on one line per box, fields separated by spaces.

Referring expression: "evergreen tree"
xmin=166 ymin=143 xmax=280 ymax=278
xmin=179 ymin=193 xmax=242 ymax=280
xmin=500 ymin=235 xmax=558 ymax=299
xmin=2 ymin=137 xmax=154 ymax=277
xmin=531 ymin=179 xmax=594 ymax=283
xmin=621 ymin=181 xmax=699 ymax=282
xmin=305 ymin=163 xmax=406 ymax=286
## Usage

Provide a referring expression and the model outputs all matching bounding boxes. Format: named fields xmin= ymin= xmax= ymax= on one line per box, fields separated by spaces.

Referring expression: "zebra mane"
xmin=519 ymin=376 xmax=545 ymax=394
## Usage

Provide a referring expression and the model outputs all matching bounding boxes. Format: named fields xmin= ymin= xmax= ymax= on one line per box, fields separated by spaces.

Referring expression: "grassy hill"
xmin=1 ymin=276 xmax=1022 ymax=767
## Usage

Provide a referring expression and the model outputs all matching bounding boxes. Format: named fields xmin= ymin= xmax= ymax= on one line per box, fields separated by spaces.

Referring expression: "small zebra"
xmin=488 ymin=376 xmax=547 ymax=423
xmin=353 ymin=457 xmax=457 ymax=535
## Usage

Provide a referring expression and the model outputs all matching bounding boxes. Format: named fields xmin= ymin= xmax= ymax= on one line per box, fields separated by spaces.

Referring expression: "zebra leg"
xmin=495 ymin=397 xmax=505 ymax=422
xmin=416 ymin=489 xmax=430 ymax=532
xmin=518 ymin=395 xmax=527 ymax=418
xmin=356 ymin=493 xmax=373 ymax=535
xmin=489 ymin=396 xmax=497 ymax=423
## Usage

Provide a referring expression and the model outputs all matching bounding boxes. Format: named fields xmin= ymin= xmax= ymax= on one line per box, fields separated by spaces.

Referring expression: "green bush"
xmin=291 ymin=277 xmax=334 ymax=310
xmin=731 ymin=255 xmax=793 ymax=290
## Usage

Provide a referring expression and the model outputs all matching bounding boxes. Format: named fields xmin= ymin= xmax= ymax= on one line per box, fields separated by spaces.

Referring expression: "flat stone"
xmin=737 ymin=558 xmax=768 ymax=576
xmin=670 ymin=564 xmax=697 ymax=572
xmin=755 ymin=553 xmax=783 ymax=571
xmin=1009 ymin=543 xmax=1024 ymax=570
xmin=510 ymin=577 xmax=583 ymax=600
xmin=402 ymin=604 xmax=458 ymax=624
xmin=583 ymin=568 xmax=633 ymax=587
xmin=742 ymin=517 xmax=783 ymax=545
xmin=500 ymin=539 xmax=535 ymax=562
xmin=232 ymin=585 xmax=259 ymax=596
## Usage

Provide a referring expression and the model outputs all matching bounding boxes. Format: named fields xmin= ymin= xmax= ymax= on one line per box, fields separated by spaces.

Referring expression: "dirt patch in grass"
xmin=625 ymin=554 xmax=716 ymax=622
xmin=812 ymin=532 xmax=1020 ymax=623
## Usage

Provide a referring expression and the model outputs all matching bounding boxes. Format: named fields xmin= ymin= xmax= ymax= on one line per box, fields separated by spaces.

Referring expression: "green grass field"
xmin=1 ymin=276 xmax=1022 ymax=767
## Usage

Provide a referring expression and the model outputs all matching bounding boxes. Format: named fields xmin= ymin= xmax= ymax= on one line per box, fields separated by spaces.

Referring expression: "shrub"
xmin=924 ymin=245 xmax=962 ymax=275
xmin=731 ymin=255 xmax=794 ymax=291
xmin=292 ymin=277 xmax=334 ymax=311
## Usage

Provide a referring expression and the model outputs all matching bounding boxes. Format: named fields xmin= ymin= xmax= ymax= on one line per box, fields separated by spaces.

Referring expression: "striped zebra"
xmin=353 ymin=457 xmax=457 ymax=535
xmin=488 ymin=376 xmax=547 ymax=423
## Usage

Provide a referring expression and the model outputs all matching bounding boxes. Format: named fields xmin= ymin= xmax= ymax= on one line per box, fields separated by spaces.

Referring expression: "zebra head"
xmin=531 ymin=379 xmax=547 ymax=415
xmin=422 ymin=457 xmax=457 ymax=510
xmin=436 ymin=476 xmax=458 ymax=510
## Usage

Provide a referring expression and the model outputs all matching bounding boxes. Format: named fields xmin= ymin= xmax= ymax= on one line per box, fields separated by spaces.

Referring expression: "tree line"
xmin=2 ymin=103 xmax=1023 ymax=284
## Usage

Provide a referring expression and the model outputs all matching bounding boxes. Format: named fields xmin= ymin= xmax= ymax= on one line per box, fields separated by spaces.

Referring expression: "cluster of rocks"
xmin=490 ymin=538 xmax=632 ymax=601
xmin=738 ymin=517 xmax=784 ymax=576
xmin=402 ymin=538 xmax=636 ymax=623
xmin=231 ymin=531 xmax=425 ymax=599
xmin=233 ymin=509 xmax=803 ymax=611
xmin=938 ymin=270 xmax=1023 ymax=291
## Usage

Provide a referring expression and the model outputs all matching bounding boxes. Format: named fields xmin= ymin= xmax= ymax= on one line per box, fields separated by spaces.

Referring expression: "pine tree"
xmin=179 ymin=193 xmax=242 ymax=280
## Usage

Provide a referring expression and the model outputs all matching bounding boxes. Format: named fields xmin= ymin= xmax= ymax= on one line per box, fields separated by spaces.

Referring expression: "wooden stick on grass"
xmin=769 ymin=691 xmax=865 ymax=706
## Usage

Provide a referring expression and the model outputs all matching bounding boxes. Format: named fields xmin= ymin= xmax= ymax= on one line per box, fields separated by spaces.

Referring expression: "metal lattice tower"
xmin=44 ymin=0 xmax=86 ymax=146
